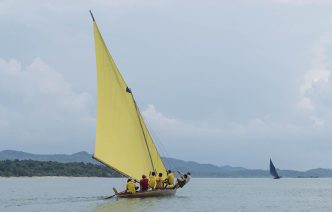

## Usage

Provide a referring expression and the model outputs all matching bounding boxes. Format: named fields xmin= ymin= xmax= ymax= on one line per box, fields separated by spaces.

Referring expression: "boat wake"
xmin=3 ymin=196 xmax=102 ymax=208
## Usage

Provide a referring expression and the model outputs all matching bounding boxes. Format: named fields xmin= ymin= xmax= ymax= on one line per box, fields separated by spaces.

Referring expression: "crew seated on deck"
xmin=149 ymin=171 xmax=157 ymax=189
xmin=140 ymin=174 xmax=149 ymax=191
xmin=126 ymin=178 xmax=138 ymax=193
xmin=164 ymin=170 xmax=175 ymax=188
xmin=156 ymin=173 xmax=163 ymax=189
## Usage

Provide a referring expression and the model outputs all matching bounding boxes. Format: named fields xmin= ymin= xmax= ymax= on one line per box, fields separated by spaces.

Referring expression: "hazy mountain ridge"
xmin=1 ymin=150 xmax=332 ymax=177
xmin=0 ymin=150 xmax=98 ymax=164
xmin=0 ymin=159 xmax=120 ymax=177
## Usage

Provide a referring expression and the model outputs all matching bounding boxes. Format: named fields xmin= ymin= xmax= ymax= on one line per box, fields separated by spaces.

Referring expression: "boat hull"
xmin=116 ymin=189 xmax=177 ymax=198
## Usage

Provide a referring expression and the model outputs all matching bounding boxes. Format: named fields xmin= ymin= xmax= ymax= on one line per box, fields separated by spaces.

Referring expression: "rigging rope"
xmin=128 ymin=89 xmax=156 ymax=172
xmin=142 ymin=108 xmax=177 ymax=172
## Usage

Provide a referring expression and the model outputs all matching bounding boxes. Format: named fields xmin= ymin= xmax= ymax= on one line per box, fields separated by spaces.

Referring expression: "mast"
xmin=89 ymin=10 xmax=95 ymax=22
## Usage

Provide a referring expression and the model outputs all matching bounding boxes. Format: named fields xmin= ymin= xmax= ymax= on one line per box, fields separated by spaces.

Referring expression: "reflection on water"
xmin=95 ymin=198 xmax=152 ymax=212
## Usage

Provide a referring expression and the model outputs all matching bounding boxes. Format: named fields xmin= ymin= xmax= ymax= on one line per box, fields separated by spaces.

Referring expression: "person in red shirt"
xmin=140 ymin=174 xmax=149 ymax=191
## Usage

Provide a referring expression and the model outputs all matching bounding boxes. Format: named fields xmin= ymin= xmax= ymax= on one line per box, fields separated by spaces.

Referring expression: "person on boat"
xmin=148 ymin=171 xmax=157 ymax=189
xmin=164 ymin=170 xmax=175 ymax=188
xmin=126 ymin=178 xmax=138 ymax=193
xmin=140 ymin=174 xmax=149 ymax=191
xmin=177 ymin=171 xmax=191 ymax=183
xmin=174 ymin=174 xmax=189 ymax=189
xmin=156 ymin=173 xmax=163 ymax=189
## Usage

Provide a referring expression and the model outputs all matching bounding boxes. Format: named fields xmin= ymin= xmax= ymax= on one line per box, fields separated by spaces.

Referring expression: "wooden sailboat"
xmin=113 ymin=187 xmax=176 ymax=198
xmin=90 ymin=11 xmax=180 ymax=198
xmin=269 ymin=159 xmax=281 ymax=179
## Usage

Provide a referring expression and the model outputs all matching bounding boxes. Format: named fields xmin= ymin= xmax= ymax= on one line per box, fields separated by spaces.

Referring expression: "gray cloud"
xmin=0 ymin=58 xmax=95 ymax=153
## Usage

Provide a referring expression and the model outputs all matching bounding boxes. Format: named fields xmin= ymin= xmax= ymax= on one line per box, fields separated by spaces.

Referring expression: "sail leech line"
xmin=131 ymin=94 xmax=156 ymax=172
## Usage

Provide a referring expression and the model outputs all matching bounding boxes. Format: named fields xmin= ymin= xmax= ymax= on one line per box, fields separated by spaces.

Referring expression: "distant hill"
xmin=1 ymin=150 xmax=332 ymax=177
xmin=0 ymin=160 xmax=120 ymax=177
xmin=0 ymin=150 xmax=98 ymax=164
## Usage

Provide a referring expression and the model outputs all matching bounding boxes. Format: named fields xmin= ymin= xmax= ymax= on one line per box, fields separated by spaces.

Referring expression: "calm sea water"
xmin=1 ymin=177 xmax=332 ymax=212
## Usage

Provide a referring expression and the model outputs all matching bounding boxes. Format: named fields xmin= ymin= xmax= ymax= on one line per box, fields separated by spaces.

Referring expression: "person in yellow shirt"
xmin=164 ymin=170 xmax=175 ymax=188
xmin=156 ymin=173 xmax=163 ymax=189
xmin=148 ymin=171 xmax=157 ymax=189
xmin=126 ymin=178 xmax=138 ymax=193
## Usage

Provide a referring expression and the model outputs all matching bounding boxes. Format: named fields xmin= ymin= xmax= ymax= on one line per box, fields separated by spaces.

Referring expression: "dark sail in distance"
xmin=270 ymin=159 xmax=281 ymax=179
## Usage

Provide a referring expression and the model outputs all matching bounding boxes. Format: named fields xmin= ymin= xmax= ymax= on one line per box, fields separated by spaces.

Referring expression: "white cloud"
xmin=142 ymin=104 xmax=221 ymax=138
xmin=0 ymin=58 xmax=95 ymax=152
xmin=309 ymin=116 xmax=325 ymax=128
xmin=142 ymin=104 xmax=219 ymax=140
xmin=297 ymin=33 xmax=332 ymax=126
xmin=300 ymin=68 xmax=330 ymax=96
xmin=142 ymin=104 xmax=178 ymax=127
xmin=297 ymin=97 xmax=315 ymax=111
xmin=0 ymin=58 xmax=93 ymax=114
xmin=142 ymin=104 xmax=299 ymax=141
xmin=299 ymin=35 xmax=332 ymax=98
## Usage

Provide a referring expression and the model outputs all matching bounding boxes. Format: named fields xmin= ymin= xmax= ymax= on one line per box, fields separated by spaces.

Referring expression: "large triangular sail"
xmin=269 ymin=159 xmax=280 ymax=179
xmin=91 ymin=15 xmax=166 ymax=180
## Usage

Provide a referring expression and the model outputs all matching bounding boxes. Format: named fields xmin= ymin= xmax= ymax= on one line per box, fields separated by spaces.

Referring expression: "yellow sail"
xmin=92 ymin=20 xmax=166 ymax=180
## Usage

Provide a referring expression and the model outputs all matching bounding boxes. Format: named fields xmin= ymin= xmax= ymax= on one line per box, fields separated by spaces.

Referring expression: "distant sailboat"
xmin=270 ymin=159 xmax=281 ymax=179
xmin=89 ymin=11 xmax=187 ymax=198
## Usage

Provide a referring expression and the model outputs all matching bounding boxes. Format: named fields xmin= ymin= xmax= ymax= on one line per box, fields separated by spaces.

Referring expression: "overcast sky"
xmin=1 ymin=0 xmax=332 ymax=170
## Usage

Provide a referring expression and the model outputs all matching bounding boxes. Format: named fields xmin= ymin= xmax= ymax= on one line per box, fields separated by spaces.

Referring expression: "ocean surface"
xmin=1 ymin=177 xmax=332 ymax=212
